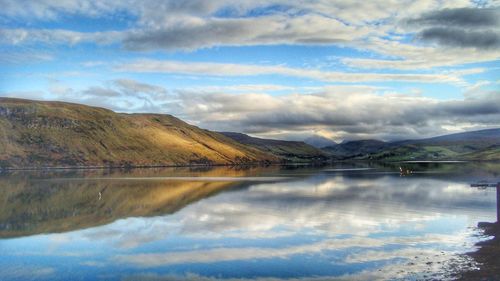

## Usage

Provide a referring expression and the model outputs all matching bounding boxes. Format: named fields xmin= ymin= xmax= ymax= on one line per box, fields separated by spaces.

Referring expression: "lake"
xmin=0 ymin=162 xmax=498 ymax=281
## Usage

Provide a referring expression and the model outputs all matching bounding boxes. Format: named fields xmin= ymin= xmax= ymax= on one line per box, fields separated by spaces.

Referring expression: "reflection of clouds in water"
xmin=114 ymin=236 xmax=385 ymax=267
xmin=80 ymin=260 xmax=106 ymax=267
xmin=93 ymin=175 xmax=490 ymax=279
xmin=114 ymin=232 xmax=473 ymax=267
xmin=122 ymin=273 xmax=374 ymax=281
xmin=1 ymin=171 xmax=494 ymax=281
xmin=122 ymin=247 xmax=477 ymax=281
xmin=0 ymin=266 xmax=55 ymax=279
xmin=83 ymin=218 xmax=180 ymax=249
xmin=176 ymin=176 xmax=494 ymax=238
xmin=78 ymin=175 xmax=495 ymax=249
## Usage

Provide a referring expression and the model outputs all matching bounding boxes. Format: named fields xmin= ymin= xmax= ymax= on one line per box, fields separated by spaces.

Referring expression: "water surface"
xmin=0 ymin=162 xmax=498 ymax=280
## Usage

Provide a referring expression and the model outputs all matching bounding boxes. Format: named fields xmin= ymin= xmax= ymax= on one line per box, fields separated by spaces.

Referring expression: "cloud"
xmin=41 ymin=79 xmax=172 ymax=113
xmin=0 ymin=1 xmax=498 ymax=70
xmin=0 ymin=50 xmax=53 ymax=64
xmin=0 ymin=28 xmax=123 ymax=46
xmin=418 ymin=27 xmax=500 ymax=49
xmin=407 ymin=7 xmax=500 ymax=49
xmin=341 ymin=36 xmax=500 ymax=70
xmin=81 ymin=86 xmax=121 ymax=97
xmin=408 ymin=7 xmax=500 ymax=28
xmin=116 ymin=60 xmax=469 ymax=83
xmin=171 ymin=87 xmax=500 ymax=141
xmin=0 ymin=0 xmax=127 ymax=20
xmin=122 ymin=15 xmax=371 ymax=51
xmin=113 ymin=79 xmax=168 ymax=98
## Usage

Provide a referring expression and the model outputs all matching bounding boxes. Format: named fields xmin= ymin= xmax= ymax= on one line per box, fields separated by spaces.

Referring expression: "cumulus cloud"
xmin=170 ymin=87 xmax=500 ymax=141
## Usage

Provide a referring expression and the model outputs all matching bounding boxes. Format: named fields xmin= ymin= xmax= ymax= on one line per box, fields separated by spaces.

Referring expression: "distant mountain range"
xmin=220 ymin=132 xmax=328 ymax=162
xmin=303 ymin=135 xmax=337 ymax=148
xmin=322 ymin=128 xmax=500 ymax=161
xmin=0 ymin=98 xmax=498 ymax=169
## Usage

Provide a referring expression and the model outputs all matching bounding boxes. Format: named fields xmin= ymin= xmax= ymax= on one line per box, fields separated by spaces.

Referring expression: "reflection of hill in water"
xmin=0 ymin=166 xmax=282 ymax=238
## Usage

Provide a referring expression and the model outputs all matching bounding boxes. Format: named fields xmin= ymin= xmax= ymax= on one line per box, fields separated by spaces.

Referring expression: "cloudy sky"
xmin=0 ymin=0 xmax=499 ymax=141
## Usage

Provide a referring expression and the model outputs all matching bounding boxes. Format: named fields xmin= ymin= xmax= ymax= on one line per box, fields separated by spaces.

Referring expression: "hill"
xmin=303 ymin=135 xmax=337 ymax=148
xmin=323 ymin=139 xmax=387 ymax=159
xmin=0 ymin=98 xmax=279 ymax=169
xmin=322 ymin=128 xmax=500 ymax=161
xmin=220 ymin=132 xmax=329 ymax=162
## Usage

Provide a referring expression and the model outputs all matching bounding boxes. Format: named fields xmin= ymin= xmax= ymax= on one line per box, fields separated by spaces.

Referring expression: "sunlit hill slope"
xmin=0 ymin=98 xmax=279 ymax=168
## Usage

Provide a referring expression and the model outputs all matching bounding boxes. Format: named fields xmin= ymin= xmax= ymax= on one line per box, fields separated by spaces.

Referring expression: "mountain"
xmin=303 ymin=135 xmax=337 ymax=148
xmin=0 ymin=98 xmax=279 ymax=169
xmin=398 ymin=128 xmax=500 ymax=145
xmin=322 ymin=128 xmax=500 ymax=161
xmin=220 ymin=132 xmax=329 ymax=162
xmin=323 ymin=139 xmax=387 ymax=159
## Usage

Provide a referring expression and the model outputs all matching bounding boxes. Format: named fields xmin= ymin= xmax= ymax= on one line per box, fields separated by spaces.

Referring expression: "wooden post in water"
xmin=497 ymin=183 xmax=500 ymax=223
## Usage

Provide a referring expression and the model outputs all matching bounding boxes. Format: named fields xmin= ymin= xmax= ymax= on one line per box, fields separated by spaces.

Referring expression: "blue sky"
xmin=0 ymin=0 xmax=499 ymax=141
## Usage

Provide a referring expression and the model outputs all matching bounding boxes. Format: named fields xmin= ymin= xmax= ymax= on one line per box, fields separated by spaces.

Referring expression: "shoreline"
xmin=2 ymin=159 xmax=499 ymax=172
xmin=0 ymin=160 xmax=329 ymax=172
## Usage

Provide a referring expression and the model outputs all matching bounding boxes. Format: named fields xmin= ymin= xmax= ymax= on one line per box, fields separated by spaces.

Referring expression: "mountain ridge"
xmin=323 ymin=128 xmax=500 ymax=160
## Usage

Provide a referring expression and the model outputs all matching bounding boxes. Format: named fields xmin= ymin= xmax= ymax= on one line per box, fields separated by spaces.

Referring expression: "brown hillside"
xmin=0 ymin=98 xmax=278 ymax=168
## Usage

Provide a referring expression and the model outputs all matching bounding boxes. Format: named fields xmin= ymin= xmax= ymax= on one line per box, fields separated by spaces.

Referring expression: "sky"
xmin=0 ymin=0 xmax=499 ymax=142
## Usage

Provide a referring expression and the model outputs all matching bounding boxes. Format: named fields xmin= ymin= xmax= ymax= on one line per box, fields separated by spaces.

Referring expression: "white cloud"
xmin=0 ymin=28 xmax=122 ymax=46
xmin=0 ymin=0 xmax=498 ymax=73
xmin=170 ymin=86 xmax=500 ymax=140
xmin=342 ymin=38 xmax=500 ymax=70
xmin=116 ymin=60 xmax=470 ymax=83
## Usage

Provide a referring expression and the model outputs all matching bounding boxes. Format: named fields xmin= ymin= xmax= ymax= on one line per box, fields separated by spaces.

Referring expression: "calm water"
xmin=0 ymin=162 xmax=498 ymax=281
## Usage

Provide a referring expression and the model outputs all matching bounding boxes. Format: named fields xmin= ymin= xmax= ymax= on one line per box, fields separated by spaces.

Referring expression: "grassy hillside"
xmin=323 ymin=139 xmax=387 ymax=159
xmin=0 ymin=98 xmax=279 ymax=168
xmin=220 ymin=132 xmax=329 ymax=162
xmin=322 ymin=128 xmax=500 ymax=161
